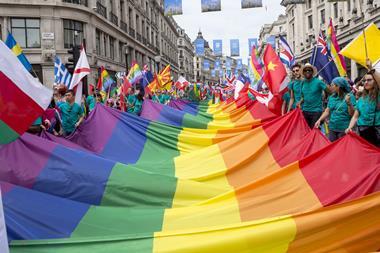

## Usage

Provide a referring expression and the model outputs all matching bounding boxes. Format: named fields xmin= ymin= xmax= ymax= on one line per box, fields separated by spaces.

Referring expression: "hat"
xmin=301 ymin=63 xmax=318 ymax=77
xmin=332 ymin=77 xmax=351 ymax=93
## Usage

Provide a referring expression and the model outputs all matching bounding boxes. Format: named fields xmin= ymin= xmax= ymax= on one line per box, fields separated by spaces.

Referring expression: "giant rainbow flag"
xmin=0 ymin=94 xmax=379 ymax=252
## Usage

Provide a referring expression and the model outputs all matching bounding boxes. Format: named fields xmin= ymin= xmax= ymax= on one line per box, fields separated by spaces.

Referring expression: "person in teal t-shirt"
xmin=299 ymin=63 xmax=330 ymax=128
xmin=86 ymin=94 xmax=96 ymax=112
xmin=281 ymin=91 xmax=291 ymax=115
xmin=346 ymin=70 xmax=380 ymax=146
xmin=288 ymin=63 xmax=303 ymax=112
xmin=59 ymin=90 xmax=84 ymax=136
xmin=315 ymin=77 xmax=355 ymax=142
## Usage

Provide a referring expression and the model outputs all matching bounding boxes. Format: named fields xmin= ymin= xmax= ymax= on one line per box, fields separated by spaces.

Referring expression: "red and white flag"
xmin=69 ymin=46 xmax=90 ymax=104
xmin=175 ymin=76 xmax=190 ymax=89
xmin=0 ymin=40 xmax=52 ymax=144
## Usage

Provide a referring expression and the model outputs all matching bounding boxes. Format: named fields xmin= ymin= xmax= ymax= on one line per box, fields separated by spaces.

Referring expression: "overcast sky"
xmin=173 ymin=0 xmax=285 ymax=65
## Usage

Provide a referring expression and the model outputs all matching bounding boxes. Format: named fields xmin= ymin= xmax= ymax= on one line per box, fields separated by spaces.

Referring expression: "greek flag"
xmin=54 ymin=56 xmax=72 ymax=87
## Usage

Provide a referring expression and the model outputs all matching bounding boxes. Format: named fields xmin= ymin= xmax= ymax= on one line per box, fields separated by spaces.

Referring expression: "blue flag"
xmin=54 ymin=56 xmax=72 ymax=87
xmin=5 ymin=33 xmax=32 ymax=72
xmin=311 ymin=32 xmax=339 ymax=84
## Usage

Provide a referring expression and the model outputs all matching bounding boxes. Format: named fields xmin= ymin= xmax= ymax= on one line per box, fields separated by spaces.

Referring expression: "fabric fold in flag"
xmin=0 ymin=40 xmax=52 ymax=144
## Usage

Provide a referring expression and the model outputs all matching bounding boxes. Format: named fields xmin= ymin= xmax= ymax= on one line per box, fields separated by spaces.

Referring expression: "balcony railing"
xmin=136 ymin=33 xmax=142 ymax=42
xmin=110 ymin=11 xmax=118 ymax=26
xmin=96 ymin=1 xmax=107 ymax=19
xmin=62 ymin=0 xmax=87 ymax=6
xmin=142 ymin=37 xmax=147 ymax=45
xmin=129 ymin=28 xmax=135 ymax=38
xmin=120 ymin=21 xmax=128 ymax=33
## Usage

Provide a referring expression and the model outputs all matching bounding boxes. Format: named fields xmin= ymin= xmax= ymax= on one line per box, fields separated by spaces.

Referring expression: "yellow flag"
xmin=340 ymin=23 xmax=380 ymax=68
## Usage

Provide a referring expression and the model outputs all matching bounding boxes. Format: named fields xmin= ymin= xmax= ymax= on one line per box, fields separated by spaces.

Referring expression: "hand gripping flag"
xmin=0 ymin=40 xmax=52 ymax=144
xmin=54 ymin=56 xmax=72 ymax=87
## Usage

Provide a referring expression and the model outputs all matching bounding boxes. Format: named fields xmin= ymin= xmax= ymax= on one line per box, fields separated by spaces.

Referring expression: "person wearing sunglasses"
xmin=298 ymin=63 xmax=330 ymax=129
xmin=58 ymin=89 xmax=84 ymax=136
xmin=346 ymin=70 xmax=380 ymax=146
xmin=287 ymin=63 xmax=303 ymax=113
xmin=314 ymin=77 xmax=355 ymax=142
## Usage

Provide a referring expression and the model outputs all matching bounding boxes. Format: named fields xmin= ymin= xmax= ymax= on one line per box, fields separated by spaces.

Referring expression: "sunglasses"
xmin=292 ymin=69 xmax=300 ymax=73
xmin=303 ymin=69 xmax=313 ymax=73
xmin=362 ymin=79 xmax=374 ymax=84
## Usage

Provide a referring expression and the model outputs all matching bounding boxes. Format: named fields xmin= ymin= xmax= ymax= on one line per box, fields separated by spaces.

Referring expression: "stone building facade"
xmin=177 ymin=27 xmax=194 ymax=82
xmin=0 ymin=0 xmax=185 ymax=87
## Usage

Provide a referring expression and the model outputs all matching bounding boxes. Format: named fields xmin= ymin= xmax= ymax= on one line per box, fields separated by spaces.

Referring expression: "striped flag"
xmin=69 ymin=46 xmax=90 ymax=105
xmin=0 ymin=40 xmax=52 ymax=144
xmin=54 ymin=56 xmax=72 ymax=87
xmin=5 ymin=32 xmax=32 ymax=72
xmin=279 ymin=35 xmax=295 ymax=68
xmin=249 ymin=45 xmax=265 ymax=90
xmin=327 ymin=18 xmax=347 ymax=76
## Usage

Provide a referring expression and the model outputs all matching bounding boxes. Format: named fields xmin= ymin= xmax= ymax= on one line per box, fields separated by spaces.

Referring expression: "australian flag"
xmin=310 ymin=31 xmax=339 ymax=84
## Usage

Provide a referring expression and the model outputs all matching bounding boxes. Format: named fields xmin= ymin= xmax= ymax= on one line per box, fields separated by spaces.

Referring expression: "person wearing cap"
xmin=287 ymin=63 xmax=303 ymax=112
xmin=299 ymin=63 xmax=330 ymax=128
xmin=315 ymin=77 xmax=356 ymax=142
xmin=346 ymin=69 xmax=380 ymax=146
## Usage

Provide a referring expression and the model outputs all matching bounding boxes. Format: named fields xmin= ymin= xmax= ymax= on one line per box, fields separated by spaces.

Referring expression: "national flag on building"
xmin=5 ymin=32 xmax=32 ymax=72
xmin=0 ymin=40 xmax=52 ymax=144
xmin=311 ymin=31 xmax=340 ymax=84
xmin=327 ymin=18 xmax=347 ymax=76
xmin=279 ymin=35 xmax=295 ymax=68
xmin=54 ymin=56 xmax=72 ymax=87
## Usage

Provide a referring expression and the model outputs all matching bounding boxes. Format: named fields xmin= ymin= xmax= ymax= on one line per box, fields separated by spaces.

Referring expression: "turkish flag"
xmin=263 ymin=44 xmax=287 ymax=95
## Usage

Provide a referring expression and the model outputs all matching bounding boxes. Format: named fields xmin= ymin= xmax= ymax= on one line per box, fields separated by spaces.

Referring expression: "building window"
xmin=63 ymin=19 xmax=83 ymax=48
xmin=119 ymin=41 xmax=125 ymax=63
xmin=347 ymin=0 xmax=351 ymax=12
xmin=11 ymin=18 xmax=40 ymax=48
xmin=320 ymin=9 xmax=325 ymax=25
xmin=104 ymin=34 xmax=108 ymax=57
xmin=110 ymin=36 xmax=115 ymax=60
xmin=96 ymin=29 xmax=101 ymax=55
xmin=308 ymin=15 xmax=313 ymax=29
xmin=306 ymin=0 xmax=312 ymax=9
xmin=62 ymin=0 xmax=87 ymax=6
xmin=333 ymin=3 xmax=338 ymax=18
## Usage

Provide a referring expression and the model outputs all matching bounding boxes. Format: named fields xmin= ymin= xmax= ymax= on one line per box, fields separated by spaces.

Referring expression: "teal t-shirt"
xmin=127 ymin=94 xmax=136 ymax=105
xmin=356 ymin=95 xmax=380 ymax=126
xmin=59 ymin=102 xmax=83 ymax=134
xmin=248 ymin=92 xmax=256 ymax=101
xmin=132 ymin=99 xmax=143 ymax=115
xmin=32 ymin=116 xmax=42 ymax=126
xmin=288 ymin=79 xmax=302 ymax=108
xmin=282 ymin=91 xmax=290 ymax=109
xmin=301 ymin=77 xmax=327 ymax=112
xmin=86 ymin=95 xmax=96 ymax=111
xmin=327 ymin=93 xmax=356 ymax=131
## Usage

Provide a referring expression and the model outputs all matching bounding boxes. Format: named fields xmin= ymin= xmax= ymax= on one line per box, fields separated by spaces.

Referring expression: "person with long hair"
xmin=314 ymin=77 xmax=356 ymax=142
xmin=346 ymin=70 xmax=380 ymax=146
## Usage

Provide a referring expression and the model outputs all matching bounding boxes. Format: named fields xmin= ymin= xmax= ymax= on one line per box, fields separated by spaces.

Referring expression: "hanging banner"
xmin=201 ymin=0 xmax=221 ymax=13
xmin=230 ymin=39 xmax=240 ymax=57
xmin=266 ymin=35 xmax=276 ymax=49
xmin=237 ymin=59 xmax=243 ymax=69
xmin=241 ymin=0 xmax=263 ymax=8
xmin=226 ymin=58 xmax=231 ymax=70
xmin=248 ymin=38 xmax=258 ymax=53
xmin=195 ymin=39 xmax=205 ymax=56
xmin=203 ymin=60 xmax=210 ymax=71
xmin=164 ymin=0 xmax=183 ymax=15
xmin=213 ymin=40 xmax=223 ymax=56
xmin=215 ymin=59 xmax=221 ymax=69
xmin=211 ymin=69 xmax=216 ymax=77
